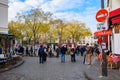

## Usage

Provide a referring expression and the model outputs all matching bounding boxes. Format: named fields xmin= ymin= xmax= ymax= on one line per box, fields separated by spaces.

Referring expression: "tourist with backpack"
xmin=38 ymin=45 xmax=45 ymax=64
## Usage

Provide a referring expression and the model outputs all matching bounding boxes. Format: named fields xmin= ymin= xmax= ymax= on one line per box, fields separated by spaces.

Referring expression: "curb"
xmin=84 ymin=59 xmax=103 ymax=80
xmin=0 ymin=60 xmax=25 ymax=73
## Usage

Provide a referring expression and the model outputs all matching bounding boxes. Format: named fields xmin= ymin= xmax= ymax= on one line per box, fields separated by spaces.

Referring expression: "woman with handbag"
xmin=87 ymin=46 xmax=92 ymax=65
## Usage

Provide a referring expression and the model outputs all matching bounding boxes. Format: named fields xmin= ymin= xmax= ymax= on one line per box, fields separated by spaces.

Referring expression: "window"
xmin=114 ymin=24 xmax=120 ymax=33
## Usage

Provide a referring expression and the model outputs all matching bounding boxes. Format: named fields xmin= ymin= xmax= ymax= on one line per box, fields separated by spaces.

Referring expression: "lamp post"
xmin=101 ymin=0 xmax=108 ymax=76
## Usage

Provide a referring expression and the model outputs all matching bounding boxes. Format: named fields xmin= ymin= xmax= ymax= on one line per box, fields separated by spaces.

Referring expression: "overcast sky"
xmin=8 ymin=0 xmax=102 ymax=33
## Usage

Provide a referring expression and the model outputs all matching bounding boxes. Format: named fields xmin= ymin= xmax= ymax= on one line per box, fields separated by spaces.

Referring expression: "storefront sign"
xmin=94 ymin=30 xmax=112 ymax=36
xmin=97 ymin=22 xmax=107 ymax=30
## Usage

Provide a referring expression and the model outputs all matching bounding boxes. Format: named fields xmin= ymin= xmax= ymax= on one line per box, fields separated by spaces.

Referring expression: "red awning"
xmin=94 ymin=30 xmax=112 ymax=36
xmin=112 ymin=16 xmax=120 ymax=24
xmin=109 ymin=8 xmax=120 ymax=18
xmin=108 ymin=8 xmax=120 ymax=27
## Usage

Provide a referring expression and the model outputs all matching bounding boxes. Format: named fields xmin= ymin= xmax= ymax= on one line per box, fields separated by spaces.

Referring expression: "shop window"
xmin=0 ymin=38 xmax=2 ymax=54
xmin=114 ymin=24 xmax=120 ymax=33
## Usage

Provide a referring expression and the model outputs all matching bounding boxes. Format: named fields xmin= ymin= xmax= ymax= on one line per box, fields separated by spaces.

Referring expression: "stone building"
xmin=0 ymin=0 xmax=8 ymax=33
xmin=107 ymin=0 xmax=120 ymax=54
xmin=0 ymin=0 xmax=14 ymax=54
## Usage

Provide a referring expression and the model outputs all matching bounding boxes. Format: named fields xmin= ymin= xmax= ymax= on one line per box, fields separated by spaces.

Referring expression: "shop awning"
xmin=94 ymin=30 xmax=112 ymax=36
xmin=108 ymin=8 xmax=120 ymax=27
xmin=0 ymin=32 xmax=15 ymax=38
xmin=109 ymin=8 xmax=120 ymax=18
xmin=112 ymin=16 xmax=120 ymax=24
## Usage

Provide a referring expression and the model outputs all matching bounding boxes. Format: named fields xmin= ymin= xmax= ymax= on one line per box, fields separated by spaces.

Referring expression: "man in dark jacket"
xmin=38 ymin=45 xmax=45 ymax=64
xmin=60 ymin=45 xmax=67 ymax=63
xmin=56 ymin=46 xmax=61 ymax=58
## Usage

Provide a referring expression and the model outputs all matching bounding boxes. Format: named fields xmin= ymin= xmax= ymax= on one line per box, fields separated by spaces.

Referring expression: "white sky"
xmin=8 ymin=0 xmax=102 ymax=33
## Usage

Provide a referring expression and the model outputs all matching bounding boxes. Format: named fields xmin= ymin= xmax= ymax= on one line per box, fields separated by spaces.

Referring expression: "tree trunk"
xmin=33 ymin=33 xmax=36 ymax=56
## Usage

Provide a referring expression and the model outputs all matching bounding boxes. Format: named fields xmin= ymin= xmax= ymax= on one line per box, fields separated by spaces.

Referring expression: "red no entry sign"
xmin=96 ymin=9 xmax=108 ymax=22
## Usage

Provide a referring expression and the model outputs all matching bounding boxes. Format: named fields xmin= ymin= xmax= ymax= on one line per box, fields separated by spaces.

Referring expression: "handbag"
xmin=70 ymin=52 xmax=74 ymax=55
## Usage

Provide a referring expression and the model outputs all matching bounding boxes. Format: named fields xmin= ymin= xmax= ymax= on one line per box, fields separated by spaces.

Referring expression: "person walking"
xmin=18 ymin=45 xmax=24 ymax=56
xmin=43 ymin=47 xmax=47 ymax=62
xmin=80 ymin=46 xmax=86 ymax=56
xmin=55 ymin=46 xmax=61 ymax=58
xmin=70 ymin=48 xmax=76 ymax=62
xmin=60 ymin=44 xmax=67 ymax=63
xmin=48 ymin=46 xmax=52 ymax=57
xmin=87 ymin=47 xmax=93 ymax=65
xmin=83 ymin=46 xmax=87 ymax=64
xmin=30 ymin=46 xmax=33 ymax=56
xmin=38 ymin=45 xmax=45 ymax=64
xmin=25 ymin=45 xmax=29 ymax=56
xmin=75 ymin=46 xmax=80 ymax=56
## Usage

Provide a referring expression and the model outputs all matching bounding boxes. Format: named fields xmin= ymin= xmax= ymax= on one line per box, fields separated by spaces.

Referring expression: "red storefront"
xmin=94 ymin=30 xmax=112 ymax=49
xmin=108 ymin=8 xmax=120 ymax=27
xmin=0 ymin=33 xmax=15 ymax=54
xmin=108 ymin=8 xmax=120 ymax=54
xmin=94 ymin=8 xmax=120 ymax=51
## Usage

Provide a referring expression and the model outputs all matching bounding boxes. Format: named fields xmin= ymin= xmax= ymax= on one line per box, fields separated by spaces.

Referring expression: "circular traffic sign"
xmin=96 ymin=9 xmax=108 ymax=22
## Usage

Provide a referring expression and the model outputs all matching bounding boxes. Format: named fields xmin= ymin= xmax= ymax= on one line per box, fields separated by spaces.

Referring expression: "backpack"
xmin=38 ymin=47 xmax=44 ymax=55
xmin=95 ymin=48 xmax=100 ymax=55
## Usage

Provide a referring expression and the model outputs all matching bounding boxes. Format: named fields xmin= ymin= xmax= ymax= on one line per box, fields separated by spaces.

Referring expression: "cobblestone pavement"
xmin=0 ymin=55 xmax=90 ymax=80
xmin=0 ymin=55 xmax=120 ymax=80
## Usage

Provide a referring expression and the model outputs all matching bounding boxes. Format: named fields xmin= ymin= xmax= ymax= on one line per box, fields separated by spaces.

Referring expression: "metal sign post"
xmin=101 ymin=40 xmax=107 ymax=76
xmin=101 ymin=0 xmax=108 ymax=76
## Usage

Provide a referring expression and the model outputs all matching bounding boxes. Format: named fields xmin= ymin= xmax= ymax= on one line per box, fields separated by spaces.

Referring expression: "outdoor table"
xmin=111 ymin=55 xmax=119 ymax=64
xmin=12 ymin=55 xmax=20 ymax=64
xmin=109 ymin=55 xmax=120 ymax=69
xmin=0 ymin=57 xmax=8 ymax=62
xmin=12 ymin=55 xmax=22 ymax=62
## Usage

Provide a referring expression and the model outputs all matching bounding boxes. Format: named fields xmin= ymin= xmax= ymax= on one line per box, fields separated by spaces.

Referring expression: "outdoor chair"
xmin=0 ymin=59 xmax=7 ymax=68
xmin=117 ymin=56 xmax=120 ymax=71
xmin=107 ymin=55 xmax=115 ymax=69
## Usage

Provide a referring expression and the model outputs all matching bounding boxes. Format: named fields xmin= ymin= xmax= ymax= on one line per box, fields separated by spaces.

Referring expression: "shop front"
xmin=0 ymin=32 xmax=15 ymax=54
xmin=94 ymin=30 xmax=112 ymax=50
xmin=108 ymin=8 xmax=120 ymax=54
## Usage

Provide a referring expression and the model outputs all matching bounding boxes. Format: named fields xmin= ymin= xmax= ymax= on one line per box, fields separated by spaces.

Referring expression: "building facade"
xmin=0 ymin=0 xmax=8 ymax=33
xmin=0 ymin=0 xmax=14 ymax=54
xmin=107 ymin=0 xmax=120 ymax=54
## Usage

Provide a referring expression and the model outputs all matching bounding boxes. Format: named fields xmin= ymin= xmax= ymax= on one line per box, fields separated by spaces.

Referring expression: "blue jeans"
xmin=76 ymin=50 xmax=79 ymax=55
xmin=61 ymin=54 xmax=65 ymax=63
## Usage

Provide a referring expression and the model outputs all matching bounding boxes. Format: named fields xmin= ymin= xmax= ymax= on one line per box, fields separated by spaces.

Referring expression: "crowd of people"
xmin=37 ymin=43 xmax=101 ymax=64
xmin=13 ymin=43 xmax=101 ymax=65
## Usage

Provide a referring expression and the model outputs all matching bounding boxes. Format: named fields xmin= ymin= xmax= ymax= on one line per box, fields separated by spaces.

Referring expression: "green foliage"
xmin=8 ymin=7 xmax=92 ymax=44
xmin=60 ymin=20 xmax=92 ymax=43
xmin=8 ymin=7 xmax=52 ymax=44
